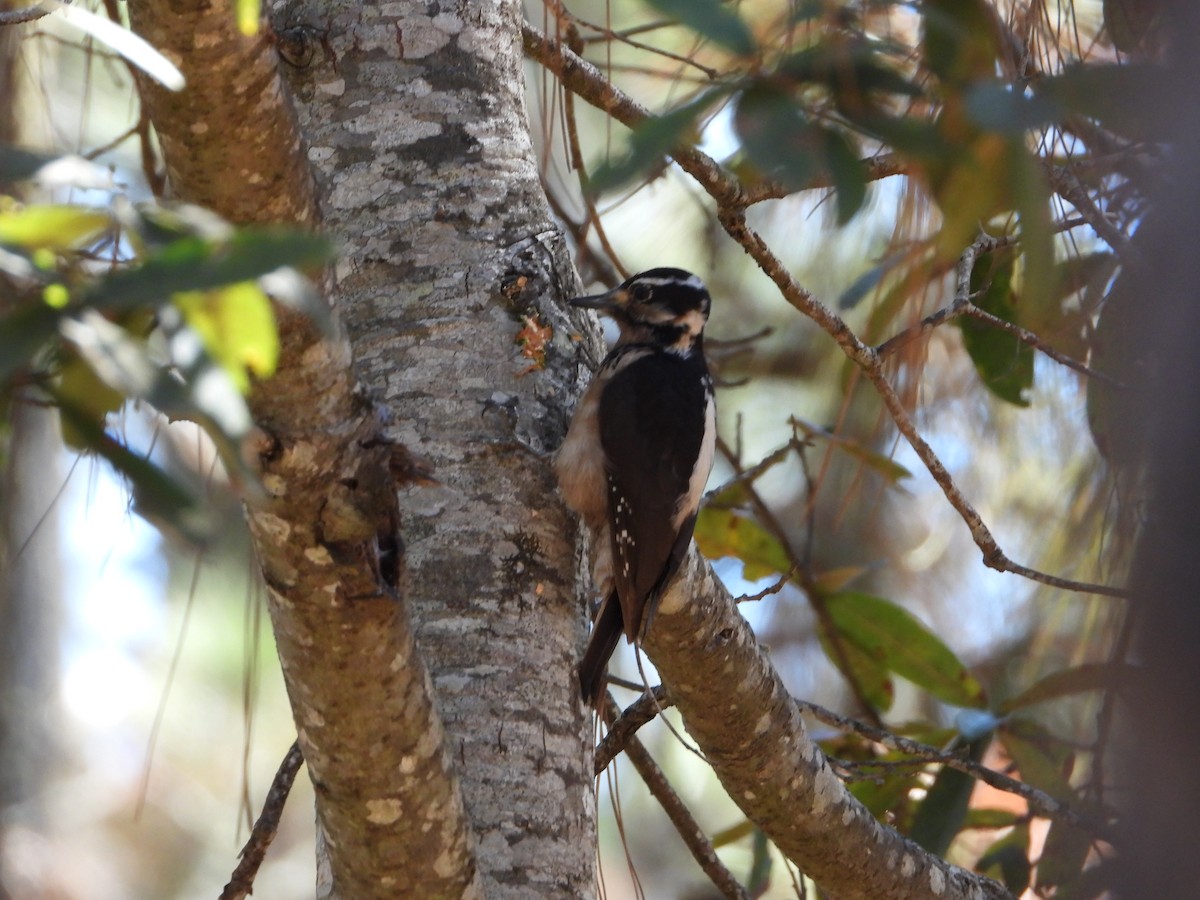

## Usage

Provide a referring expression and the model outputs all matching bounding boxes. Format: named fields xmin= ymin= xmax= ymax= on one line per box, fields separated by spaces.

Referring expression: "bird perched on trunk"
xmin=555 ymin=268 xmax=716 ymax=705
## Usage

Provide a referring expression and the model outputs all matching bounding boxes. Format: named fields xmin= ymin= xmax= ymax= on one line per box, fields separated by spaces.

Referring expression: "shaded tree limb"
xmin=594 ymin=686 xmax=673 ymax=775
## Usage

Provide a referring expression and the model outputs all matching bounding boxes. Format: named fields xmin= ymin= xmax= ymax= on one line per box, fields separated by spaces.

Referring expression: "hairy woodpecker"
xmin=555 ymin=268 xmax=716 ymax=705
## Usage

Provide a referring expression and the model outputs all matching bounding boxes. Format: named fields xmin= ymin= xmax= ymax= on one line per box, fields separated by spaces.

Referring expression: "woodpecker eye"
xmin=629 ymin=283 xmax=652 ymax=302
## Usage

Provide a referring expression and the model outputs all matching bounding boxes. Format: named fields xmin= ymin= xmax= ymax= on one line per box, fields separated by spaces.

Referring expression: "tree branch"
xmin=794 ymin=700 xmax=1113 ymax=839
xmin=124 ymin=0 xmax=483 ymax=894
xmin=595 ymin=686 xmax=673 ymax=775
xmin=645 ymin=551 xmax=1014 ymax=900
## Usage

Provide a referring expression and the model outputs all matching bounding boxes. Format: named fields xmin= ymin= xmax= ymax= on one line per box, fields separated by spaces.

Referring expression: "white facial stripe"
xmin=631 ymin=274 xmax=707 ymax=290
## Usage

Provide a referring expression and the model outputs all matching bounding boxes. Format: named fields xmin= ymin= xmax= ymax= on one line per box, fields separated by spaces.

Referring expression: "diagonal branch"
xmin=645 ymin=551 xmax=1014 ymax=900
xmin=220 ymin=741 xmax=305 ymax=900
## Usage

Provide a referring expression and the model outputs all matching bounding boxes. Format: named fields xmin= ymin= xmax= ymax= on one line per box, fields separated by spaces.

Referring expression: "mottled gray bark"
xmin=274 ymin=2 xmax=596 ymax=894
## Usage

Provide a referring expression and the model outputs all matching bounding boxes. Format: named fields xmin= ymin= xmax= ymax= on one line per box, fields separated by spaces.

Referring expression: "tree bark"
xmin=273 ymin=2 xmax=597 ymax=892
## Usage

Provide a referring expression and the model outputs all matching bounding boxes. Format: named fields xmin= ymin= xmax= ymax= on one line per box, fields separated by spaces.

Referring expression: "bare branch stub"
xmin=220 ymin=740 xmax=305 ymax=900
xmin=594 ymin=686 xmax=673 ymax=775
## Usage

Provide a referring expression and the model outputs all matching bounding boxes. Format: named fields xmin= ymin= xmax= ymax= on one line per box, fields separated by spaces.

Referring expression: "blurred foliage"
xmin=0 ymin=150 xmax=333 ymax=543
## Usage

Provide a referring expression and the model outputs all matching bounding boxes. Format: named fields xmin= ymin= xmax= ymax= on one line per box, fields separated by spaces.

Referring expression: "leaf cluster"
xmin=0 ymin=148 xmax=333 ymax=543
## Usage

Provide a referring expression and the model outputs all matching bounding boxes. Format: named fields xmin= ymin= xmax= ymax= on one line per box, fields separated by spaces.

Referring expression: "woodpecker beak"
xmin=568 ymin=287 xmax=627 ymax=312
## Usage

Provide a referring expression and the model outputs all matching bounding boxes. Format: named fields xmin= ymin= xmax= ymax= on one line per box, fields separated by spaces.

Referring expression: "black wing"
xmin=598 ymin=351 xmax=709 ymax=641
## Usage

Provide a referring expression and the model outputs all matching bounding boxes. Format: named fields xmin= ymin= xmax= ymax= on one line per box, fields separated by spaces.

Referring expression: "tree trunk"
xmin=275 ymin=0 xmax=597 ymax=893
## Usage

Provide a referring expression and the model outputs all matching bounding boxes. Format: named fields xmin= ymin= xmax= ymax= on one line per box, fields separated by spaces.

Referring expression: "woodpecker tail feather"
xmin=578 ymin=592 xmax=624 ymax=706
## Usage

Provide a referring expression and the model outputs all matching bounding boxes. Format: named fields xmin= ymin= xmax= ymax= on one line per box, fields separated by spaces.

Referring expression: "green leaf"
xmin=1087 ymin=277 xmax=1141 ymax=463
xmin=1104 ymin=0 xmax=1160 ymax=52
xmin=956 ymin=245 xmax=1033 ymax=406
xmin=1050 ymin=859 xmax=1114 ymax=900
xmin=909 ymin=735 xmax=989 ymax=854
xmin=733 ymin=85 xmax=867 ymax=221
xmin=860 ymin=252 xmax=936 ymax=344
xmin=747 ymin=828 xmax=772 ymax=895
xmin=174 ymin=282 xmax=279 ymax=392
xmin=816 ymin=619 xmax=895 ymax=711
xmin=838 ymin=261 xmax=890 ymax=310
xmin=588 ymin=91 xmax=722 ymax=196
xmin=57 ymin=354 xmax=126 ymax=449
xmin=235 ymin=0 xmax=261 ymax=35
xmin=779 ymin=39 xmax=923 ymax=107
xmin=54 ymin=394 xmax=214 ymax=545
xmin=965 ymin=82 xmax=1065 ymax=134
xmin=1010 ymin=140 xmax=1055 ymax=326
xmin=710 ymin=818 xmax=755 ymax=849
xmin=964 ymin=808 xmax=1022 ymax=829
xmin=1001 ymin=663 xmax=1130 ymax=714
xmin=0 ymin=204 xmax=110 ymax=251
xmin=978 ymin=822 xmax=1032 ymax=894
xmin=921 ymin=0 xmax=1000 ymax=87
xmin=59 ymin=309 xmax=257 ymax=486
xmin=822 ymin=126 xmax=868 ymax=224
xmin=929 ymin=131 xmax=1012 ymax=260
xmin=1042 ymin=64 xmax=1167 ymax=142
xmin=792 ymin=419 xmax=912 ymax=484
xmin=999 ymin=719 xmax=1075 ymax=800
xmin=1038 ymin=819 xmax=1092 ymax=890
xmin=734 ymin=85 xmax=823 ymax=192
xmin=0 ymin=300 xmax=61 ymax=384
xmin=84 ymin=227 xmax=334 ymax=314
xmin=849 ymin=751 xmax=922 ymax=820
xmin=642 ymin=0 xmax=756 ymax=56
xmin=52 ymin=1 xmax=185 ymax=91
xmin=824 ymin=592 xmax=988 ymax=708
xmin=693 ymin=507 xmax=791 ymax=580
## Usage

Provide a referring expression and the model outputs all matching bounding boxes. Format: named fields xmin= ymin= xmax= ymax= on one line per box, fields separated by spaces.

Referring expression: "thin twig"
xmin=219 ymin=741 xmax=305 ymax=900
xmin=795 ymin=699 xmax=1114 ymax=840
xmin=602 ymin=694 xmax=751 ymax=900
xmin=961 ymin=304 xmax=1125 ymax=388
xmin=1045 ymin=163 xmax=1134 ymax=260
xmin=0 ymin=1 xmax=54 ymax=25
xmin=715 ymin=437 xmax=887 ymax=726
xmin=735 ymin=567 xmax=796 ymax=603
xmin=875 ymin=235 xmax=1126 ymax=388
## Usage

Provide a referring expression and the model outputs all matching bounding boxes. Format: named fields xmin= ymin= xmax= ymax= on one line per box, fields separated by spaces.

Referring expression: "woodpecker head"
xmin=570 ymin=268 xmax=711 ymax=354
